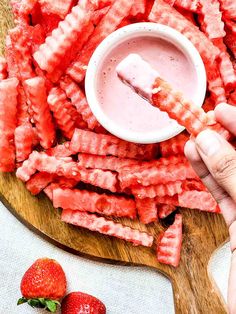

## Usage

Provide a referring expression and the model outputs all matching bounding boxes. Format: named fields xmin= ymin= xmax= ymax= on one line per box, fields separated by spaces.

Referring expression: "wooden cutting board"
xmin=0 ymin=2 xmax=229 ymax=313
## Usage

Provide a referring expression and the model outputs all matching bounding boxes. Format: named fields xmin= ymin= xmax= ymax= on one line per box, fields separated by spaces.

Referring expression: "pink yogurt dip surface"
xmin=97 ymin=36 xmax=197 ymax=134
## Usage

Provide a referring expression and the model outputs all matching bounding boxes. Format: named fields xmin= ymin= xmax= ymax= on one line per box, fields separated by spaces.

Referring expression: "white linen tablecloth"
xmin=0 ymin=201 xmax=231 ymax=314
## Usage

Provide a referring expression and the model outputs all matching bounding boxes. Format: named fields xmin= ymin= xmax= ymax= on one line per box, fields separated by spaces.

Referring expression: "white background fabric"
xmin=0 ymin=201 xmax=231 ymax=314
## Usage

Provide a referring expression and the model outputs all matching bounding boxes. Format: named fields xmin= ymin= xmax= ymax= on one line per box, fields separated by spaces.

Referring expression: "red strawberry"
xmin=17 ymin=258 xmax=66 ymax=312
xmin=61 ymin=292 xmax=106 ymax=314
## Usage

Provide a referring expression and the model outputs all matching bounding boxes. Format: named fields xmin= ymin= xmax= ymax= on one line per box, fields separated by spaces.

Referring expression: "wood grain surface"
xmin=0 ymin=2 xmax=230 ymax=313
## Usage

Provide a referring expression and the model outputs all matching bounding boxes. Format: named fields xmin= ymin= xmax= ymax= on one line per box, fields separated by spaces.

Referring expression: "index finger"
xmin=215 ymin=103 xmax=236 ymax=136
xmin=184 ymin=140 xmax=236 ymax=227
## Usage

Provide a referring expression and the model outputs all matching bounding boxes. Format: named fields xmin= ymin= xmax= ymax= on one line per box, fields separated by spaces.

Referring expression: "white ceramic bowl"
xmin=85 ymin=22 xmax=206 ymax=144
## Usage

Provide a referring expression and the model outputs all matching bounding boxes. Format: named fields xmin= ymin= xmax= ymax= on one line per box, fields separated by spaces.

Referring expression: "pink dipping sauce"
xmin=97 ymin=36 xmax=197 ymax=134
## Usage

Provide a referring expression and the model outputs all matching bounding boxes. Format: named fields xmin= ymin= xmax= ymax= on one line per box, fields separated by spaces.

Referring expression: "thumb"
xmin=195 ymin=129 xmax=236 ymax=204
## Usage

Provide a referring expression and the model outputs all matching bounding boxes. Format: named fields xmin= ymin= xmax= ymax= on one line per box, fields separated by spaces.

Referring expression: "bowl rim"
xmin=85 ymin=22 xmax=207 ymax=144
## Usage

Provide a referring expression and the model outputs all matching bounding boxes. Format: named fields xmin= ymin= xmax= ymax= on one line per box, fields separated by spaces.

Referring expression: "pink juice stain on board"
xmin=97 ymin=36 xmax=197 ymax=134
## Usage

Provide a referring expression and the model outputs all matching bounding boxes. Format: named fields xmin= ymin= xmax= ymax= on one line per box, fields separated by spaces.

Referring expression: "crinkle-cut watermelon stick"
xmin=131 ymin=181 xmax=183 ymax=199
xmin=0 ymin=78 xmax=19 ymax=172
xmin=46 ymin=142 xmax=75 ymax=157
xmin=17 ymin=85 xmax=30 ymax=125
xmin=158 ymin=204 xmax=176 ymax=219
xmin=135 ymin=197 xmax=158 ymax=224
xmin=9 ymin=27 xmax=35 ymax=81
xmin=198 ymin=0 xmax=225 ymax=39
xmin=60 ymin=76 xmax=99 ymax=130
xmin=0 ymin=138 xmax=17 ymax=173
xmin=54 ymin=188 xmax=136 ymax=219
xmin=47 ymin=87 xmax=77 ymax=139
xmin=71 ymin=128 xmax=156 ymax=160
xmin=61 ymin=209 xmax=153 ymax=247
xmin=117 ymin=54 xmax=230 ymax=139
xmin=79 ymin=168 xmax=118 ymax=192
xmin=156 ymin=190 xmax=220 ymax=212
xmin=78 ymin=153 xmax=140 ymax=171
xmin=130 ymin=0 xmax=146 ymax=17
xmin=33 ymin=3 xmax=95 ymax=73
xmin=160 ymin=132 xmax=189 ymax=157
xmin=178 ymin=190 xmax=220 ymax=213
xmin=207 ymin=37 xmax=236 ymax=94
xmin=119 ymin=155 xmax=186 ymax=175
xmin=205 ymin=63 xmax=227 ymax=105
xmin=5 ymin=36 xmax=19 ymax=79
xmin=174 ymin=0 xmax=199 ymax=12
xmin=218 ymin=52 xmax=236 ymax=92
xmin=16 ymin=151 xmax=79 ymax=181
xmin=119 ymin=161 xmax=197 ymax=188
xmin=0 ymin=57 xmax=8 ymax=80
xmin=16 ymin=151 xmax=39 ymax=181
xmin=14 ymin=123 xmax=36 ymax=162
xmin=148 ymin=0 xmax=220 ymax=65
xmin=46 ymin=22 xmax=94 ymax=83
xmin=25 ymin=75 xmax=50 ymax=123
xmin=23 ymin=77 xmax=56 ymax=149
xmin=117 ymin=156 xmax=188 ymax=187
xmin=157 ymin=213 xmax=182 ymax=267
xmin=34 ymin=153 xmax=80 ymax=179
xmin=66 ymin=0 xmax=134 ymax=82
xmin=26 ymin=172 xmax=55 ymax=195
xmin=151 ymin=74 xmax=226 ymax=137
xmin=39 ymin=0 xmax=74 ymax=19
xmin=219 ymin=0 xmax=236 ymax=20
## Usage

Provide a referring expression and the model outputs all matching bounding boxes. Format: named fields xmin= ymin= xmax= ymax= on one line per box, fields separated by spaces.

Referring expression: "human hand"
xmin=184 ymin=103 xmax=236 ymax=314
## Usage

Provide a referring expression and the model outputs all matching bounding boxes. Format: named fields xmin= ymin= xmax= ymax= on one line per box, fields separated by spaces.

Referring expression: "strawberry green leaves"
xmin=17 ymin=297 xmax=60 ymax=312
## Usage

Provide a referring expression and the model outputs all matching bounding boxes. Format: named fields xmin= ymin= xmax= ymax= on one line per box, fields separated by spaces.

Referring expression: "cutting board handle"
xmin=170 ymin=262 xmax=227 ymax=314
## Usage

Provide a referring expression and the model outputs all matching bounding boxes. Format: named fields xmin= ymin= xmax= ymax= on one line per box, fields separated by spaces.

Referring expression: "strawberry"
xmin=17 ymin=258 xmax=66 ymax=312
xmin=61 ymin=292 xmax=106 ymax=314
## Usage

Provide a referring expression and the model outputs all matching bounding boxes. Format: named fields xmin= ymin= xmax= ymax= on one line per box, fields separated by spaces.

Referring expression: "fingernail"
xmin=196 ymin=130 xmax=221 ymax=156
